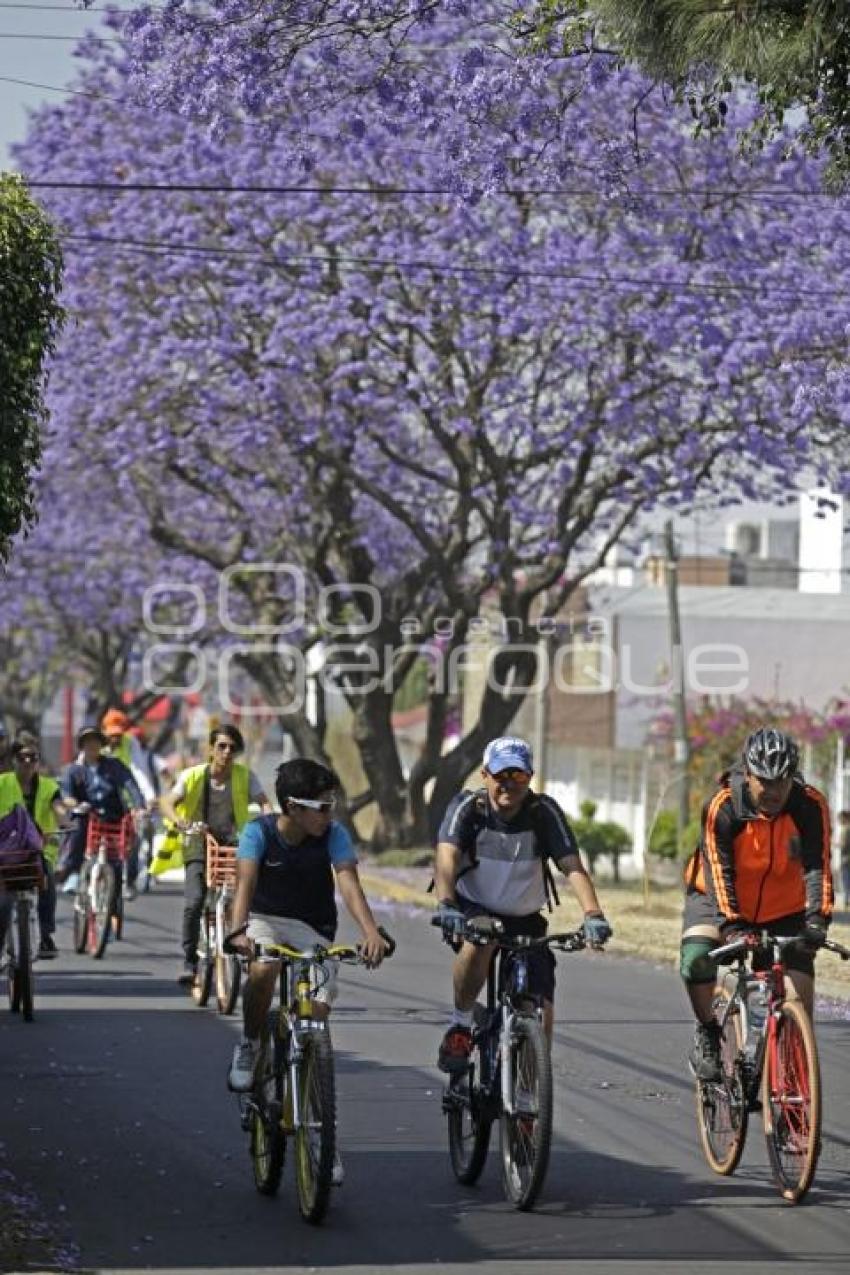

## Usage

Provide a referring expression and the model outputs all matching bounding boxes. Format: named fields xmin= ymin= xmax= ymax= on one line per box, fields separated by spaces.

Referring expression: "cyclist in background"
xmin=0 ymin=733 xmax=74 ymax=957
xmin=432 ymin=736 xmax=613 ymax=1073
xmin=681 ymin=727 xmax=833 ymax=1082
xmin=55 ymin=725 xmax=146 ymax=894
xmin=159 ymin=723 xmax=271 ymax=987
xmin=101 ymin=708 xmax=167 ymax=900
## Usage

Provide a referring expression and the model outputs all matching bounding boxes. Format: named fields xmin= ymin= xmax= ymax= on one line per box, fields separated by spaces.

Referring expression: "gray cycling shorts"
xmin=246 ymin=914 xmax=339 ymax=1005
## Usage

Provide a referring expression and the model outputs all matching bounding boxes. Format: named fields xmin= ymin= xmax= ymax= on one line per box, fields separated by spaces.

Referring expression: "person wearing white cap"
xmin=433 ymin=735 xmax=612 ymax=1073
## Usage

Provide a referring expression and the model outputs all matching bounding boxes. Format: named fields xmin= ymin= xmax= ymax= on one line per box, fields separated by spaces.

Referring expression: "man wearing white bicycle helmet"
xmin=681 ymin=727 xmax=833 ymax=1082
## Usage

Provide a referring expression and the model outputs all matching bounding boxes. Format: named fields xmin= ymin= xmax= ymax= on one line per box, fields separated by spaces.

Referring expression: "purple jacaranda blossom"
xmin=9 ymin=6 xmax=850 ymax=841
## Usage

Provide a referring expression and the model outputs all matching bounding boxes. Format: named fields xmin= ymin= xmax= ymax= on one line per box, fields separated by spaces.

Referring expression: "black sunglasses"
xmin=16 ymin=752 xmax=39 ymax=763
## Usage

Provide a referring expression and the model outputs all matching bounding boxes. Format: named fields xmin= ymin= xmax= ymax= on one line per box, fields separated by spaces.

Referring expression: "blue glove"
xmin=436 ymin=900 xmax=467 ymax=941
xmin=803 ymin=914 xmax=828 ymax=950
xmin=583 ymin=912 xmax=612 ymax=947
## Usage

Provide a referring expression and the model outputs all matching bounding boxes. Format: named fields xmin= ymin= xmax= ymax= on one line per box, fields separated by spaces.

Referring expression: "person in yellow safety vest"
xmin=159 ymin=723 xmax=271 ymax=986
xmin=0 ymin=732 xmax=76 ymax=958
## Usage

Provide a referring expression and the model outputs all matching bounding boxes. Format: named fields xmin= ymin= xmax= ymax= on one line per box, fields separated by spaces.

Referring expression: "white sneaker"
xmin=61 ymin=872 xmax=80 ymax=895
xmin=332 ymin=1149 xmax=345 ymax=1187
xmin=228 ymin=1039 xmax=260 ymax=1092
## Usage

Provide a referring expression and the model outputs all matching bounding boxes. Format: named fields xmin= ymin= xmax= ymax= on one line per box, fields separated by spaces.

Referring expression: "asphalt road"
xmin=1 ymin=883 xmax=849 ymax=1275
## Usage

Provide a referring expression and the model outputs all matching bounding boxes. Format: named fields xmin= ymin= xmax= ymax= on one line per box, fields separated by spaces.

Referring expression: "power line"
xmin=25 ymin=176 xmax=847 ymax=205
xmin=0 ymin=30 xmax=117 ymax=40
xmin=0 ymin=3 xmax=138 ymax=8
xmin=60 ymin=230 xmax=849 ymax=302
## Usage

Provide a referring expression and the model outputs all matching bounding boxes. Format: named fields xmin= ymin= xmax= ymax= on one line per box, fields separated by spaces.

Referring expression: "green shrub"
xmin=649 ymin=810 xmax=701 ymax=860
xmin=574 ymin=800 xmax=631 ymax=881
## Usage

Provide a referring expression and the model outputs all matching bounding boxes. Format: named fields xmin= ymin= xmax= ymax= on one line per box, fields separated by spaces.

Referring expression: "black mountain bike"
xmin=225 ymin=926 xmax=395 ymax=1225
xmin=433 ymin=914 xmax=587 ymax=1210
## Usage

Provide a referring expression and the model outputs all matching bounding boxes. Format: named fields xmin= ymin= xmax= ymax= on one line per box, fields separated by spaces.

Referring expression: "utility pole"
xmin=664 ymin=519 xmax=690 ymax=849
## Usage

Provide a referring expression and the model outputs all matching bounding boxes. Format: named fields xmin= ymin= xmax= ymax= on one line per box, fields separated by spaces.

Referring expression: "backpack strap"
xmin=526 ymin=795 xmax=561 ymax=912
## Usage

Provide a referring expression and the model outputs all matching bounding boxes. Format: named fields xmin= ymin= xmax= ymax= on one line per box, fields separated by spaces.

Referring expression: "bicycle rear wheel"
xmin=695 ymin=991 xmax=748 ymax=1175
xmin=763 ymin=999 xmax=821 ymax=1203
xmin=250 ymin=1039 xmax=285 ymax=1196
xmin=294 ymin=1031 xmax=336 ymax=1224
xmin=15 ymin=899 xmax=34 ymax=1022
xmin=91 ymin=863 xmax=116 ymax=958
xmin=499 ymin=1015 xmax=552 ymax=1210
xmin=446 ymin=1036 xmax=492 ymax=1184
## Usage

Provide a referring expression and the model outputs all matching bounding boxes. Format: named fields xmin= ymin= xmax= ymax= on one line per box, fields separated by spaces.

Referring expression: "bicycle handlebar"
xmin=709 ymin=930 xmax=850 ymax=962
xmin=222 ymin=923 xmax=395 ymax=962
xmin=431 ymin=912 xmax=586 ymax=952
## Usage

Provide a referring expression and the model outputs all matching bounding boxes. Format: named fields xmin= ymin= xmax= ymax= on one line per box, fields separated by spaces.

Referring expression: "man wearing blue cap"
xmin=433 ymin=735 xmax=612 ymax=1072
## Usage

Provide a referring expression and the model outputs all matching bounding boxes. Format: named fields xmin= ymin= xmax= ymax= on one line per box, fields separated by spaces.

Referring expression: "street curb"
xmin=359 ymin=872 xmax=433 ymax=909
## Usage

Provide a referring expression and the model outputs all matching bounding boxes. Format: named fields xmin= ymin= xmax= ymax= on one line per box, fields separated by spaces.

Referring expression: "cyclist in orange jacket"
xmin=681 ymin=727 xmax=833 ymax=1082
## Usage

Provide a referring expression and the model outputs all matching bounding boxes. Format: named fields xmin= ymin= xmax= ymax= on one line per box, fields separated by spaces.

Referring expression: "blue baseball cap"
xmin=482 ymin=736 xmax=534 ymax=775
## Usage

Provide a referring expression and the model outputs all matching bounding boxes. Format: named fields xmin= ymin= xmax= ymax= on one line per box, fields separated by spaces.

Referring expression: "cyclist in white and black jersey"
xmin=433 ymin=736 xmax=612 ymax=1073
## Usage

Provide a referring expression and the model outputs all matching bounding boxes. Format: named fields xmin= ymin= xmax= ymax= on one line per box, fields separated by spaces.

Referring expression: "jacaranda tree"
xmin=14 ymin=5 xmax=850 ymax=844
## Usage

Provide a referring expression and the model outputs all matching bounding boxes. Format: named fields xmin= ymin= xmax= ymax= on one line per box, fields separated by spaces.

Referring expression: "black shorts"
xmin=455 ymin=895 xmax=556 ymax=1002
xmin=681 ymin=888 xmax=815 ymax=978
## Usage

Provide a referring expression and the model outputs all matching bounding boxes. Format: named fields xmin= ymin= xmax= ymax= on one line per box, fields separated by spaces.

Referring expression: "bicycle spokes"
xmin=499 ymin=1018 xmax=552 ymax=1210
xmin=764 ymin=1003 xmax=821 ymax=1202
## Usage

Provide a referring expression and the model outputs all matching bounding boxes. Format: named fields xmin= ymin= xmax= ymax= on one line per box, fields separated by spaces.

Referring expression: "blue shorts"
xmin=455 ymin=895 xmax=556 ymax=1003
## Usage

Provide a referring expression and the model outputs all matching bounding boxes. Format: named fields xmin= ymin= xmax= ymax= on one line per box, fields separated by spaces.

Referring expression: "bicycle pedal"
xmin=441 ymin=1086 xmax=467 ymax=1114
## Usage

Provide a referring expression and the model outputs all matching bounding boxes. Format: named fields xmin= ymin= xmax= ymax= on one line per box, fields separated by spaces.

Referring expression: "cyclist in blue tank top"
xmin=226 ymin=759 xmax=391 ymax=1106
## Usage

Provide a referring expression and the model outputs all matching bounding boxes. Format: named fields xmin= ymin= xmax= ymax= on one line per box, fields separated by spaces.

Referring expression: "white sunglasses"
xmin=288 ymin=796 xmax=336 ymax=812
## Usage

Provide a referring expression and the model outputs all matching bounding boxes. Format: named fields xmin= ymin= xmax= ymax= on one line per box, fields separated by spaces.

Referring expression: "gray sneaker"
xmin=332 ymin=1149 xmax=345 ymax=1187
xmin=229 ymin=1039 xmax=260 ymax=1092
xmin=689 ymin=1023 xmax=722 ymax=1082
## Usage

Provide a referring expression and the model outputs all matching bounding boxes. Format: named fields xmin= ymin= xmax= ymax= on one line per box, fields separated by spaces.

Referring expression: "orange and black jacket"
xmin=689 ymin=767 xmax=833 ymax=925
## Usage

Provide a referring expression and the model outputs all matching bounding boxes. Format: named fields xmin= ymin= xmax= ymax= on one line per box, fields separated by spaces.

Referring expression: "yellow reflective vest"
xmin=0 ymin=772 xmax=62 ymax=864
xmin=172 ymin=763 xmax=251 ymax=830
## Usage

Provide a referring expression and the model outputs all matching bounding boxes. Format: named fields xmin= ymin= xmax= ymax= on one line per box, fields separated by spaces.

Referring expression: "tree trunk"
xmin=408 ymin=691 xmax=449 ymax=844
xmin=349 ymin=690 xmax=408 ymax=851
xmin=426 ymin=645 xmax=538 ymax=838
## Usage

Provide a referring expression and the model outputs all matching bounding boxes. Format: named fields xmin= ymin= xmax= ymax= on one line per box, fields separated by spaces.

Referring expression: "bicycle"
xmin=432 ymin=913 xmax=587 ymax=1211
xmin=192 ymin=832 xmax=241 ymax=1014
xmin=224 ymin=925 xmax=395 ymax=1225
xmin=72 ymin=812 xmax=134 ymax=959
xmin=694 ymin=929 xmax=850 ymax=1203
xmin=0 ymin=850 xmax=44 ymax=1022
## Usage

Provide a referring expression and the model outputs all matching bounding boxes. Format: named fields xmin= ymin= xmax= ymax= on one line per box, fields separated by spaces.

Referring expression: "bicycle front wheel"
xmin=15 ymin=899 xmax=34 ymax=1022
xmin=5 ymin=904 xmax=21 ymax=1013
xmin=446 ymin=1037 xmax=492 ymax=1184
xmin=193 ymin=913 xmax=214 ymax=1007
xmin=91 ymin=863 xmax=116 ymax=958
xmin=499 ymin=1015 xmax=552 ymax=1210
xmin=72 ymin=887 xmax=89 ymax=958
xmin=215 ymin=896 xmax=240 ymax=1015
xmin=294 ymin=1030 xmax=336 ymax=1224
xmin=695 ymin=991 xmax=748 ymax=1176
xmin=763 ymin=999 xmax=821 ymax=1203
